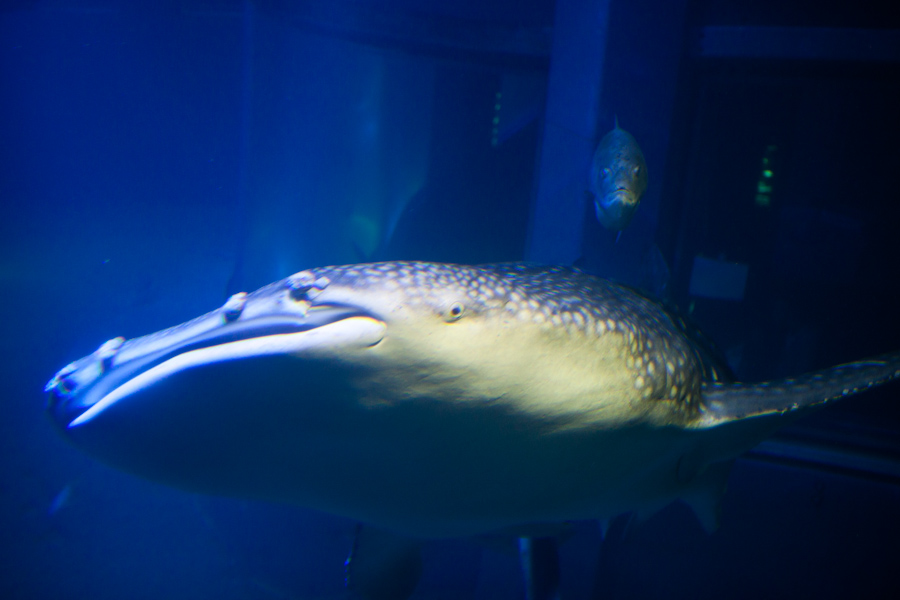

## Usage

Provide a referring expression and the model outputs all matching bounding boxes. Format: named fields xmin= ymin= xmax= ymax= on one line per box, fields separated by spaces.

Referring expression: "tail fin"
xmin=697 ymin=351 xmax=900 ymax=428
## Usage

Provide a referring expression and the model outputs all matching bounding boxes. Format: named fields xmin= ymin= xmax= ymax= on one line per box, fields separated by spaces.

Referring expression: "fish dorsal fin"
xmin=614 ymin=114 xmax=619 ymax=129
xmin=697 ymin=351 xmax=900 ymax=428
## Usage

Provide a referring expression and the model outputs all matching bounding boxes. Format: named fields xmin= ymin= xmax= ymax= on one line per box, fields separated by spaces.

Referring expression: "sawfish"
xmin=46 ymin=262 xmax=899 ymax=593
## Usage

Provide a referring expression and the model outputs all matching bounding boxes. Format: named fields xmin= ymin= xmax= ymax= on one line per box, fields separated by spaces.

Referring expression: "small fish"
xmin=589 ymin=118 xmax=648 ymax=231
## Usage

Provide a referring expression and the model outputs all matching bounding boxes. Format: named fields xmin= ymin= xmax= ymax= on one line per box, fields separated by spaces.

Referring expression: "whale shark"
xmin=45 ymin=261 xmax=900 ymax=594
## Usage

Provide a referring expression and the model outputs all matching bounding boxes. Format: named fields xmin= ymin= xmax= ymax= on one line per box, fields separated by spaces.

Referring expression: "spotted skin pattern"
xmin=44 ymin=260 xmax=900 ymax=542
xmin=49 ymin=261 xmax=898 ymax=434
xmin=303 ymin=262 xmax=714 ymax=418
xmin=286 ymin=262 xmax=900 ymax=429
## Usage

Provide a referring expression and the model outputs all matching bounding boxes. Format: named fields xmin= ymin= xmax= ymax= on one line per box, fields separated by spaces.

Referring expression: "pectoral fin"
xmin=699 ymin=352 xmax=900 ymax=427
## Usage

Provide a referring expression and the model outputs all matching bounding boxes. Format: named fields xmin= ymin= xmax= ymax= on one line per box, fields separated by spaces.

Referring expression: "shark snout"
xmin=45 ymin=336 xmax=129 ymax=431
xmin=45 ymin=270 xmax=382 ymax=431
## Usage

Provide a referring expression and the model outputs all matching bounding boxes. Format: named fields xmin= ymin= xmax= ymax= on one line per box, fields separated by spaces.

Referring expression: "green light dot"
xmin=763 ymin=169 xmax=773 ymax=178
xmin=492 ymin=116 xmax=500 ymax=125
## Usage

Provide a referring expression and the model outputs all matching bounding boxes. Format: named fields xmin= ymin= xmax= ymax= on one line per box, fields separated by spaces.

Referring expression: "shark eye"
xmin=444 ymin=302 xmax=465 ymax=322
xmin=601 ymin=167 xmax=611 ymax=179
xmin=632 ymin=165 xmax=641 ymax=177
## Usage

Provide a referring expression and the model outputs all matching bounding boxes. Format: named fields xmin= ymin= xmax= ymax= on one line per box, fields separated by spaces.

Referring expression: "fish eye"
xmin=632 ymin=165 xmax=641 ymax=176
xmin=444 ymin=302 xmax=465 ymax=322
xmin=602 ymin=167 xmax=611 ymax=178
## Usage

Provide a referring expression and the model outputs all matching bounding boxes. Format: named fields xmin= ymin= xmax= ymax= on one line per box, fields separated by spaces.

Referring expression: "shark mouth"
xmin=45 ymin=270 xmax=386 ymax=431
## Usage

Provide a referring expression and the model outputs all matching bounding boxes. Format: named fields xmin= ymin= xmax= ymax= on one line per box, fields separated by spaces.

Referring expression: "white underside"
xmin=69 ymin=317 xmax=386 ymax=427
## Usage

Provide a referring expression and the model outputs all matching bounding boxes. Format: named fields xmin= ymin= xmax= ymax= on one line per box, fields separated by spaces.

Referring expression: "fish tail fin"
xmin=698 ymin=351 xmax=900 ymax=427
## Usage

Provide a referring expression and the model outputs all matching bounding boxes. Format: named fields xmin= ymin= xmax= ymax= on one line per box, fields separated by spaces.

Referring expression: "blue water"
xmin=2 ymin=1 xmax=899 ymax=598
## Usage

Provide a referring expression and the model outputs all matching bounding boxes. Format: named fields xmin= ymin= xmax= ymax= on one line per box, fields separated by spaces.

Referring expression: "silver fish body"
xmin=45 ymin=262 xmax=900 ymax=538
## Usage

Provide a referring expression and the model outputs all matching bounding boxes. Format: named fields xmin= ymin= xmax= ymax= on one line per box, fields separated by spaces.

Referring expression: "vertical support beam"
xmin=526 ymin=0 xmax=611 ymax=264
xmin=527 ymin=0 xmax=690 ymax=267
xmin=602 ymin=0 xmax=690 ymax=252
